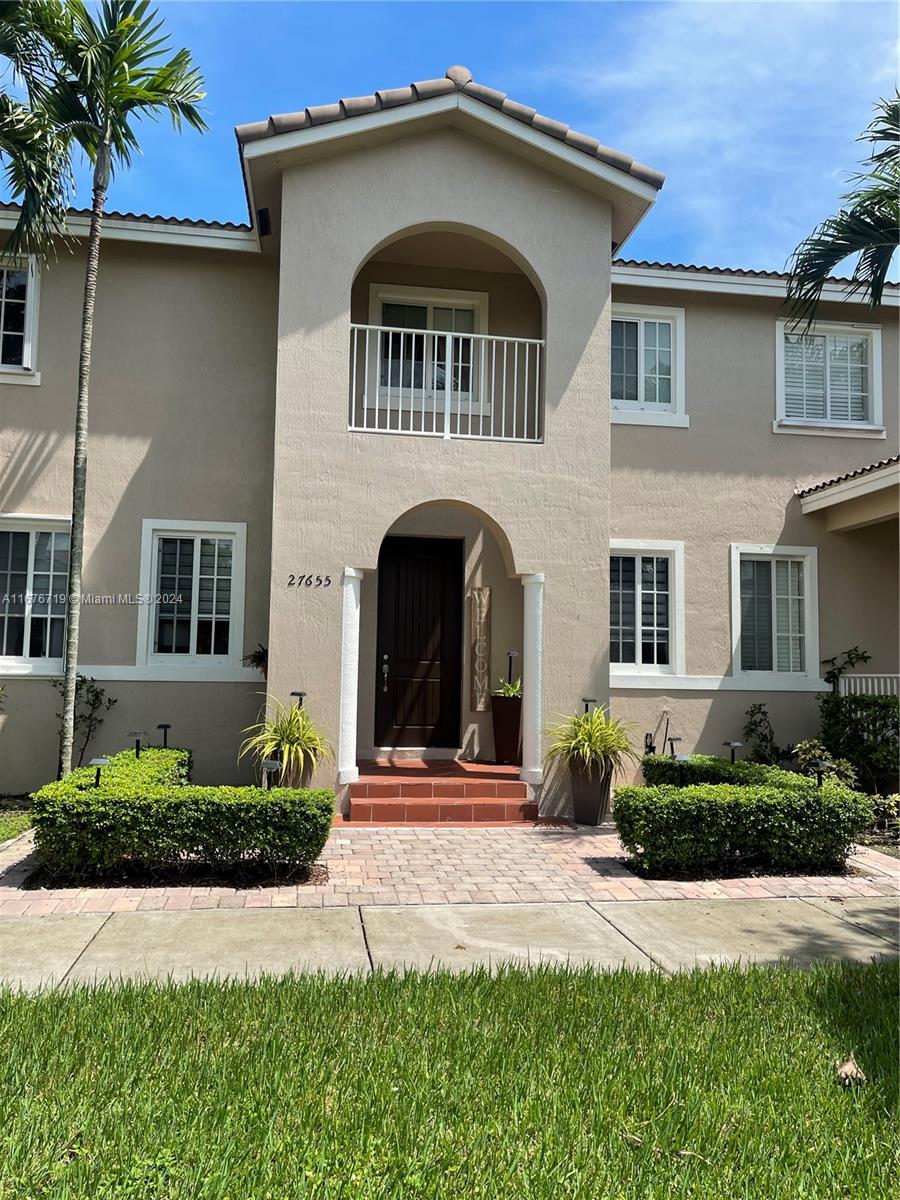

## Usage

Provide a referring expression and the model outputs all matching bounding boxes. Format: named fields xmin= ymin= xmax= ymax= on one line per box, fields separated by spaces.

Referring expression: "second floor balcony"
xmin=349 ymin=323 xmax=544 ymax=442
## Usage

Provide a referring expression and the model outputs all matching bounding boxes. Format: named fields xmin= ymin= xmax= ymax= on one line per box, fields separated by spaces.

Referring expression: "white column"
xmin=337 ymin=567 xmax=363 ymax=785
xmin=521 ymin=573 xmax=545 ymax=785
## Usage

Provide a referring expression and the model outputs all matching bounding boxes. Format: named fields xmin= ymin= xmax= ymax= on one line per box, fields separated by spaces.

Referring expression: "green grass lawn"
xmin=0 ymin=808 xmax=30 ymax=843
xmin=0 ymin=962 xmax=896 ymax=1199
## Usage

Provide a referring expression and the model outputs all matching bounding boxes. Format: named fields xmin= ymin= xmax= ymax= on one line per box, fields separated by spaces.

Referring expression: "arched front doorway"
xmin=336 ymin=501 xmax=545 ymax=788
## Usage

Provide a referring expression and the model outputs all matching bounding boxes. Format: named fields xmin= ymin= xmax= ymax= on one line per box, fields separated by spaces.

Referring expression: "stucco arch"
xmin=351 ymin=220 xmax=547 ymax=321
xmin=359 ymin=497 xmax=520 ymax=577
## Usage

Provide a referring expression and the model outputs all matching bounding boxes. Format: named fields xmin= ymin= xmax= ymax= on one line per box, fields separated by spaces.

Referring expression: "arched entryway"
xmin=336 ymin=501 xmax=544 ymax=789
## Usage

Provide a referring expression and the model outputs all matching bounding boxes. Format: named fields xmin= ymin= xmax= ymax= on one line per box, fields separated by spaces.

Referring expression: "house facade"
xmin=1 ymin=65 xmax=897 ymax=809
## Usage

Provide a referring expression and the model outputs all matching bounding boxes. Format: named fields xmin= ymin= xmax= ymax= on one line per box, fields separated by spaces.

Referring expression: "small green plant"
xmin=793 ymin=738 xmax=858 ymax=788
xmin=821 ymin=645 xmax=872 ymax=692
xmin=546 ymin=707 xmax=637 ymax=775
xmin=493 ymin=677 xmax=522 ymax=698
xmin=742 ymin=702 xmax=789 ymax=765
xmin=239 ymin=699 xmax=333 ymax=785
xmin=819 ymin=691 xmax=899 ymax=794
xmin=242 ymin=643 xmax=268 ymax=678
xmin=52 ymin=675 xmax=117 ymax=768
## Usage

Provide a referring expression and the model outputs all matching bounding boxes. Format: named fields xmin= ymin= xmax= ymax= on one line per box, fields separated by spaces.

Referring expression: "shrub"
xmin=614 ymin=782 xmax=874 ymax=876
xmin=31 ymin=747 xmax=333 ymax=877
xmin=641 ymin=754 xmax=814 ymax=792
xmin=818 ymin=692 xmax=899 ymax=795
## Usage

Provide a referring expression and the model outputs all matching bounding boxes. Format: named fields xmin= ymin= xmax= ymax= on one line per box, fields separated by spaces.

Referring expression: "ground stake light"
xmin=157 ymin=723 xmax=171 ymax=748
xmin=668 ymin=735 xmax=682 ymax=758
xmin=261 ymin=757 xmax=280 ymax=790
xmin=89 ymin=757 xmax=109 ymax=787
xmin=127 ymin=730 xmax=148 ymax=759
xmin=722 ymin=740 xmax=744 ymax=764
xmin=506 ymin=650 xmax=519 ymax=686
xmin=581 ymin=696 xmax=597 ymax=715
xmin=290 ymin=691 xmax=306 ymax=709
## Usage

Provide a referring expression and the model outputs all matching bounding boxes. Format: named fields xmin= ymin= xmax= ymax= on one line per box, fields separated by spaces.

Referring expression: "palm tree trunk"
xmin=57 ymin=138 xmax=110 ymax=778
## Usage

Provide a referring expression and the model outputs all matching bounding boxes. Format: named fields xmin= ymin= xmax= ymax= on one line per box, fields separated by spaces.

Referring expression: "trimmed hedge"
xmin=31 ymin=747 xmax=334 ymax=876
xmin=641 ymin=753 xmax=814 ymax=791
xmin=614 ymin=783 xmax=873 ymax=876
xmin=819 ymin=692 xmax=900 ymax=795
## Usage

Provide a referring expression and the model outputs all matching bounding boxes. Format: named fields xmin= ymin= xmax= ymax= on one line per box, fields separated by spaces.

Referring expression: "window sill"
xmin=0 ymin=658 xmax=63 ymax=677
xmin=773 ymin=419 xmax=885 ymax=440
xmin=611 ymin=673 xmax=828 ymax=692
xmin=0 ymin=369 xmax=40 ymax=387
xmin=612 ymin=410 xmax=689 ymax=428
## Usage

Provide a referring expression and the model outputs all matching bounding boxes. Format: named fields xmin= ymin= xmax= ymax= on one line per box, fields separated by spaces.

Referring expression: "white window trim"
xmin=0 ymin=256 xmax=41 ymax=384
xmin=730 ymin=543 xmax=820 ymax=684
xmin=610 ymin=538 xmax=685 ymax=677
xmin=774 ymin=319 xmax=883 ymax=438
xmin=135 ymin=518 xmax=247 ymax=674
xmin=0 ymin=512 xmax=70 ymax=675
xmin=610 ymin=303 xmax=687 ymax=428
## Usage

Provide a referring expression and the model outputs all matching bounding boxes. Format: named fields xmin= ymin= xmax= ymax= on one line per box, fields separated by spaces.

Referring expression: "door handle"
xmin=381 ymin=655 xmax=389 ymax=693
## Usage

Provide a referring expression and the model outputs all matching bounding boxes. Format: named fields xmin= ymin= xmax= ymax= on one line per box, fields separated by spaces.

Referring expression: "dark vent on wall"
xmin=256 ymin=207 xmax=271 ymax=237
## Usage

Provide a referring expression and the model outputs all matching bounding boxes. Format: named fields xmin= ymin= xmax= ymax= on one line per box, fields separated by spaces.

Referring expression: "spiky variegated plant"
xmin=239 ymin=700 xmax=334 ymax=787
xmin=545 ymin=707 xmax=638 ymax=778
xmin=786 ymin=94 xmax=899 ymax=324
xmin=0 ymin=1 xmax=206 ymax=776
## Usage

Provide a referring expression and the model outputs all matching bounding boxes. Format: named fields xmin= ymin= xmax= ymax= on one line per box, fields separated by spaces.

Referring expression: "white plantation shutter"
xmin=827 ymin=334 xmax=869 ymax=422
xmin=784 ymin=334 xmax=826 ymax=419
xmin=774 ymin=559 xmax=805 ymax=672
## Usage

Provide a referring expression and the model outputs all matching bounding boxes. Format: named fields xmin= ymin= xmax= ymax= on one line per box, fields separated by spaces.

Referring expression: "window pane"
xmin=381 ymin=303 xmax=427 ymax=330
xmin=784 ymin=333 xmax=826 ymax=420
xmin=1 ymin=334 xmax=23 ymax=366
xmin=3 ymin=270 xmax=27 ymax=301
xmin=609 ymin=554 xmax=636 ymax=664
xmin=740 ymin=559 xmax=773 ymax=670
xmin=611 ymin=320 xmax=639 ymax=404
xmin=774 ymin=558 xmax=805 ymax=672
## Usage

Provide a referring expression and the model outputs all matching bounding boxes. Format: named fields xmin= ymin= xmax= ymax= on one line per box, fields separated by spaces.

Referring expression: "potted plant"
xmin=491 ymin=676 xmax=522 ymax=765
xmin=239 ymin=698 xmax=332 ymax=786
xmin=546 ymin=707 xmax=637 ymax=825
xmin=242 ymin=644 xmax=268 ymax=680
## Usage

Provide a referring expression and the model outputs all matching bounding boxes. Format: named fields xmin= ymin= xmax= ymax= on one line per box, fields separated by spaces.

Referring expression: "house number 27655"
xmin=287 ymin=574 xmax=332 ymax=588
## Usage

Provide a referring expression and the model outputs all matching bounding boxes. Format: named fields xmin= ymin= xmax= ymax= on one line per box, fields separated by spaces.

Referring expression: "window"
xmin=136 ymin=520 xmax=246 ymax=669
xmin=775 ymin=321 xmax=883 ymax=435
xmin=731 ymin=545 xmax=819 ymax=678
xmin=0 ymin=259 xmax=39 ymax=376
xmin=609 ymin=540 xmax=685 ymax=675
xmin=367 ymin=284 xmax=488 ymax=411
xmin=0 ymin=522 xmax=69 ymax=665
xmin=611 ymin=304 xmax=686 ymax=427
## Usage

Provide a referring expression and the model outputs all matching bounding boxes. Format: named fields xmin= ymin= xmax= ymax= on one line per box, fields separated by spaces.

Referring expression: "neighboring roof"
xmin=796 ymin=456 xmax=900 ymax=498
xmin=0 ymin=200 xmax=250 ymax=234
xmin=614 ymin=257 xmax=900 ymax=291
xmin=234 ymin=64 xmax=665 ymax=191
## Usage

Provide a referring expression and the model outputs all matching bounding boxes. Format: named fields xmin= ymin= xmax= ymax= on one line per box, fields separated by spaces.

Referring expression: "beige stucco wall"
xmin=356 ymin=503 xmax=524 ymax=761
xmin=608 ymin=285 xmax=899 ymax=765
xmin=0 ymin=677 xmax=260 ymax=793
xmin=0 ymin=238 xmax=277 ymax=793
xmin=267 ymin=126 xmax=613 ymax=799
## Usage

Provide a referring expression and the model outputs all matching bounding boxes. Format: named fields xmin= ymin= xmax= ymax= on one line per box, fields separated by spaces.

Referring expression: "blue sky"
xmin=62 ymin=1 xmax=898 ymax=270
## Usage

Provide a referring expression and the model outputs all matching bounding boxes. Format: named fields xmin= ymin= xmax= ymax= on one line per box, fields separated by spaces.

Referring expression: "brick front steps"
xmin=349 ymin=765 xmax=536 ymax=823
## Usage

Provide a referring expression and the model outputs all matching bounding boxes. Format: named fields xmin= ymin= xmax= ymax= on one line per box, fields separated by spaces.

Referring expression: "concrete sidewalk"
xmin=1 ymin=895 xmax=896 ymax=990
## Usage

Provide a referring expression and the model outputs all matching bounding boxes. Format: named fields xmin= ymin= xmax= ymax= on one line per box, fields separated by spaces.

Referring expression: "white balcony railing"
xmin=349 ymin=324 xmax=543 ymax=441
xmin=839 ymin=674 xmax=900 ymax=697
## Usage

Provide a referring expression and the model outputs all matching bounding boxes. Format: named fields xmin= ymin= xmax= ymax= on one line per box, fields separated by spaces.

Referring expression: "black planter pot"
xmin=491 ymin=695 xmax=522 ymax=765
xmin=570 ymin=762 xmax=613 ymax=826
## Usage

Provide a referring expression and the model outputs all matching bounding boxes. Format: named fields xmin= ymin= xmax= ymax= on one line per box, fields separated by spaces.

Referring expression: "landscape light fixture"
xmin=722 ymin=740 xmax=744 ymax=764
xmin=674 ymin=752 xmax=692 ymax=785
xmin=290 ymin=691 xmax=306 ymax=709
xmin=127 ymin=730 xmax=148 ymax=759
xmin=667 ymin=736 xmax=682 ymax=758
xmin=89 ymin=757 xmax=109 ymax=788
xmin=810 ymin=758 xmax=832 ymax=788
xmin=157 ymin=723 xmax=172 ymax=748
xmin=582 ymin=697 xmax=598 ymax=715
xmin=261 ymin=758 xmax=281 ymax=790
xmin=506 ymin=650 xmax=519 ymax=686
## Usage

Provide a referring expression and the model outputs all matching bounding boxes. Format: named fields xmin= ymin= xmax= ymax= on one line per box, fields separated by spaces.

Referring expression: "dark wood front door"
xmin=375 ymin=537 xmax=463 ymax=748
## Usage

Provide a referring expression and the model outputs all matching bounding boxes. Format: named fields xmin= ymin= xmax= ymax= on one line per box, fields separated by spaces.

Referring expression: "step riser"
xmin=350 ymin=783 xmax=527 ymax=800
xmin=350 ymin=800 xmax=538 ymax=824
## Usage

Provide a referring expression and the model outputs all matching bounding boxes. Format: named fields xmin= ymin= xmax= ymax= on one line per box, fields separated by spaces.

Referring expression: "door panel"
xmin=375 ymin=537 xmax=463 ymax=748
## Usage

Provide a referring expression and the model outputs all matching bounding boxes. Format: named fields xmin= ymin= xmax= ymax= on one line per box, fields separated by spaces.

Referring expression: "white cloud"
xmin=512 ymin=0 xmax=897 ymax=270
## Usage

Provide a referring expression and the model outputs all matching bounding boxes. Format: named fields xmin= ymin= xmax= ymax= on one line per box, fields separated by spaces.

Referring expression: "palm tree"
xmin=786 ymin=94 xmax=899 ymax=325
xmin=0 ymin=1 xmax=205 ymax=775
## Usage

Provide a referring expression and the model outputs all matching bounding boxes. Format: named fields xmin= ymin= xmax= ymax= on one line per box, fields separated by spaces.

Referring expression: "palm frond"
xmin=0 ymin=91 xmax=71 ymax=257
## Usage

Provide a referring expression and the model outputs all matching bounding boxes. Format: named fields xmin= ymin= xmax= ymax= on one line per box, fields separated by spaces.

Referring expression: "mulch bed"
xmin=22 ymin=861 xmax=329 ymax=891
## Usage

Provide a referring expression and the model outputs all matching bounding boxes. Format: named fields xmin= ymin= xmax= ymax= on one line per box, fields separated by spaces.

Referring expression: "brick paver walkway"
xmin=1 ymin=825 xmax=897 ymax=916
